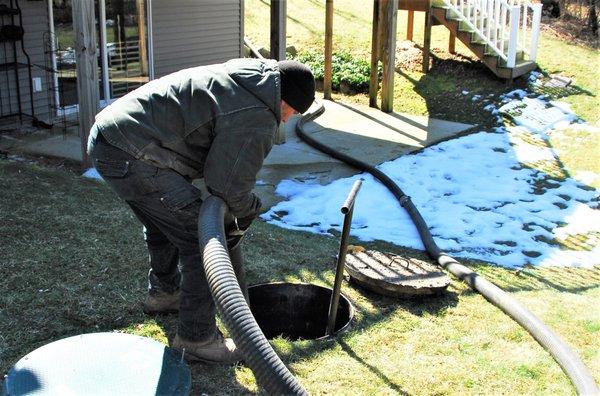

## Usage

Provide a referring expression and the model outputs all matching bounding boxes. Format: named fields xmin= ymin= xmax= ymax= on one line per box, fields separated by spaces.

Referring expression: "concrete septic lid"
xmin=345 ymin=250 xmax=450 ymax=297
xmin=3 ymin=332 xmax=191 ymax=395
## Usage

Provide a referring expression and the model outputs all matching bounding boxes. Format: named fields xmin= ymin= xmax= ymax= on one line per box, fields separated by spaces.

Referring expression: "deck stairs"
xmin=430 ymin=0 xmax=543 ymax=79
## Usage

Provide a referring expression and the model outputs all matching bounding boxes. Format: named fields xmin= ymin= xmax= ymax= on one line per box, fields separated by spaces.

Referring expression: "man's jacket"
xmin=90 ymin=58 xmax=281 ymax=219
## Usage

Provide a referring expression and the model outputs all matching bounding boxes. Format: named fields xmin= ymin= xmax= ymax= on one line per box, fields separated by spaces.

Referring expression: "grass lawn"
xmin=0 ymin=1 xmax=598 ymax=394
xmin=0 ymin=158 xmax=598 ymax=394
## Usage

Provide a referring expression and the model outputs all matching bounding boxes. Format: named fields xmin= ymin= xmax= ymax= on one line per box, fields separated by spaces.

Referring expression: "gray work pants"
xmin=88 ymin=131 xmax=215 ymax=342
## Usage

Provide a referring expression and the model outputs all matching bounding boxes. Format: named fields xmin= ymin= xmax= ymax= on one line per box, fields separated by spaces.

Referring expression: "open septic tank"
xmin=248 ymin=282 xmax=354 ymax=340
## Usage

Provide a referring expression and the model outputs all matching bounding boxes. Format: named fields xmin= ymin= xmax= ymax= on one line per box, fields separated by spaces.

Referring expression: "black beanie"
xmin=278 ymin=60 xmax=315 ymax=114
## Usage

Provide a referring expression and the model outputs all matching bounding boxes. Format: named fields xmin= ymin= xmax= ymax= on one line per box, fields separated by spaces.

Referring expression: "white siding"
xmin=151 ymin=0 xmax=242 ymax=78
xmin=0 ymin=0 xmax=52 ymax=124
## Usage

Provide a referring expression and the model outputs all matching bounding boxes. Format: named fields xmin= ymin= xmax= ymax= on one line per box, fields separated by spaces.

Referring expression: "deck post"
xmin=324 ymin=0 xmax=334 ymax=99
xmin=380 ymin=0 xmax=398 ymax=113
xmin=423 ymin=0 xmax=432 ymax=73
xmin=72 ymin=0 xmax=100 ymax=168
xmin=448 ymin=32 xmax=456 ymax=54
xmin=407 ymin=10 xmax=414 ymax=40
xmin=270 ymin=0 xmax=287 ymax=60
xmin=369 ymin=0 xmax=380 ymax=107
xmin=137 ymin=0 xmax=148 ymax=75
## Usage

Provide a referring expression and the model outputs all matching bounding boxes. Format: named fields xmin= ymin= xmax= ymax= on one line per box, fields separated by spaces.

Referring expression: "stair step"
xmin=431 ymin=4 xmax=538 ymax=79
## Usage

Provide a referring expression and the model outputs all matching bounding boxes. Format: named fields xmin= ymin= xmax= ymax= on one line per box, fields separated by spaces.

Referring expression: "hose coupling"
xmin=399 ymin=195 xmax=411 ymax=207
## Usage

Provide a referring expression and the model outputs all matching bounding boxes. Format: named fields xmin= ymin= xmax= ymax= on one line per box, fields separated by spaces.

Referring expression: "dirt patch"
xmin=540 ymin=15 xmax=599 ymax=49
xmin=395 ymin=40 xmax=493 ymax=78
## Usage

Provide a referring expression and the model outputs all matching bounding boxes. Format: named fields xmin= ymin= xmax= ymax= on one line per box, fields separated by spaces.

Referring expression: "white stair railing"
xmin=442 ymin=0 xmax=543 ymax=68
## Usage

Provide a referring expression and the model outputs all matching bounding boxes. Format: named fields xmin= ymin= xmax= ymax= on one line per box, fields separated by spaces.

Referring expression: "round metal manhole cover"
xmin=345 ymin=249 xmax=450 ymax=297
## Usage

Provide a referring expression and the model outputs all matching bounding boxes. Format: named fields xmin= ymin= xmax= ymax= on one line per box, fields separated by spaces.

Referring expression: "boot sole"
xmin=182 ymin=353 xmax=241 ymax=365
xmin=177 ymin=349 xmax=241 ymax=365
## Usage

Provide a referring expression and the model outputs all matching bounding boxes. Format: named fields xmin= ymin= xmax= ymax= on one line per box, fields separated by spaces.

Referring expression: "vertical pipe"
xmin=326 ymin=180 xmax=362 ymax=337
xmin=369 ymin=0 xmax=380 ymax=108
xmin=324 ymin=0 xmax=333 ymax=100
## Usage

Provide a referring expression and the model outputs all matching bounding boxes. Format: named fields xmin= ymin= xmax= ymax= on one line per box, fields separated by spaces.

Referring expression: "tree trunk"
xmin=588 ymin=0 xmax=598 ymax=36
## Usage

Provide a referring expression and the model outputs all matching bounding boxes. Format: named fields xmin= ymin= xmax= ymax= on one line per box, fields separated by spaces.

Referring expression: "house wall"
xmin=0 ymin=0 xmax=52 ymax=124
xmin=151 ymin=0 xmax=243 ymax=78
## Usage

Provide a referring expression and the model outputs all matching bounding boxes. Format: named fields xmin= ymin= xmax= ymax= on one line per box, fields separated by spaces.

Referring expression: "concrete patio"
xmin=0 ymin=100 xmax=473 ymax=209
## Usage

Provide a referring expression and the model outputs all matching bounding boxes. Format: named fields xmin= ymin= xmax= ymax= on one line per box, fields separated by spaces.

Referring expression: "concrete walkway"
xmin=257 ymin=100 xmax=472 ymax=208
xmin=0 ymin=100 xmax=472 ymax=209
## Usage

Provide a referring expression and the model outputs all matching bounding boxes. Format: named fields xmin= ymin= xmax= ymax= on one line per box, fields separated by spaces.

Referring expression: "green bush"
xmin=291 ymin=50 xmax=379 ymax=93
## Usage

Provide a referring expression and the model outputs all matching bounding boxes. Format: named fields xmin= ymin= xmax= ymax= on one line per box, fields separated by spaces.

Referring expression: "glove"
xmin=225 ymin=215 xmax=255 ymax=250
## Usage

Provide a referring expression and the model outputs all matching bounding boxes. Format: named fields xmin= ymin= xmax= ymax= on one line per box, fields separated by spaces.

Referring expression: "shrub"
xmin=291 ymin=50 xmax=380 ymax=94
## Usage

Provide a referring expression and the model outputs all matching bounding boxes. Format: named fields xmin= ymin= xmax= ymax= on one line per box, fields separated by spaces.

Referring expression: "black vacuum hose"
xmin=296 ymin=102 xmax=599 ymax=395
xmin=198 ymin=196 xmax=308 ymax=396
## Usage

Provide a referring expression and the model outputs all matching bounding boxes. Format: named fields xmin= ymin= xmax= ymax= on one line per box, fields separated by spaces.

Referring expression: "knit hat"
xmin=278 ymin=60 xmax=315 ymax=114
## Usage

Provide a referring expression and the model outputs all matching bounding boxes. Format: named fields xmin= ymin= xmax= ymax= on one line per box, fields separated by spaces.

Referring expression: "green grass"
xmin=547 ymin=126 xmax=600 ymax=189
xmin=1 ymin=159 xmax=599 ymax=394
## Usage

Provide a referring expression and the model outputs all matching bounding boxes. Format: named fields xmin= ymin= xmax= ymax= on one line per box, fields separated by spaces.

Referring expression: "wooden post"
xmin=324 ymin=0 xmax=333 ymax=100
xmin=270 ymin=0 xmax=286 ymax=60
xmin=380 ymin=0 xmax=398 ymax=113
xmin=448 ymin=32 xmax=456 ymax=54
xmin=369 ymin=0 xmax=380 ymax=107
xmin=73 ymin=0 xmax=100 ymax=168
xmin=137 ymin=0 xmax=148 ymax=75
xmin=423 ymin=1 xmax=432 ymax=73
xmin=407 ymin=10 xmax=414 ymax=41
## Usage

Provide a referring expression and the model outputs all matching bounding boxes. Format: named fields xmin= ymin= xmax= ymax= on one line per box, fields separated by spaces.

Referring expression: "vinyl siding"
xmin=0 ymin=0 xmax=52 ymax=124
xmin=151 ymin=0 xmax=242 ymax=78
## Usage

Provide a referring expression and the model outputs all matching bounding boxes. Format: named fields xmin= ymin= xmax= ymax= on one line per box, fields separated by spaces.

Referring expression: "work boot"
xmin=171 ymin=331 xmax=240 ymax=364
xmin=142 ymin=289 xmax=180 ymax=315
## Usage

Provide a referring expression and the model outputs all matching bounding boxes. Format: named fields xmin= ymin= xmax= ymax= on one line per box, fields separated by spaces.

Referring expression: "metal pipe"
xmin=341 ymin=179 xmax=362 ymax=214
xmin=326 ymin=179 xmax=362 ymax=336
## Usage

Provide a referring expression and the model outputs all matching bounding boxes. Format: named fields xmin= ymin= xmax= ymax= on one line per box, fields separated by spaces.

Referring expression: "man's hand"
xmin=225 ymin=215 xmax=255 ymax=250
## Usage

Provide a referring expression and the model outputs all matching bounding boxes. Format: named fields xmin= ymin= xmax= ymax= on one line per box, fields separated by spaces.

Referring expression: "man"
xmin=87 ymin=58 xmax=315 ymax=364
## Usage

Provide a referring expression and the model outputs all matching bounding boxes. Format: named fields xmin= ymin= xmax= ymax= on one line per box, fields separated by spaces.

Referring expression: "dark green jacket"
xmin=90 ymin=58 xmax=281 ymax=219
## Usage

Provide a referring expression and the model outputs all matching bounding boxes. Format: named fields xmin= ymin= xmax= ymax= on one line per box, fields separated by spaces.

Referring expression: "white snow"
xmin=263 ymin=79 xmax=600 ymax=269
xmin=574 ymin=171 xmax=599 ymax=185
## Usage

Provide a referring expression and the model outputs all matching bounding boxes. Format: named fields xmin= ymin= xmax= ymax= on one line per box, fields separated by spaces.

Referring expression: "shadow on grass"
xmin=338 ymin=339 xmax=410 ymax=395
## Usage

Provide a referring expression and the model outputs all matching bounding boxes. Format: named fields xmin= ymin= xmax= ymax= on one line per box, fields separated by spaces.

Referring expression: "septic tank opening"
xmin=248 ymin=282 xmax=354 ymax=341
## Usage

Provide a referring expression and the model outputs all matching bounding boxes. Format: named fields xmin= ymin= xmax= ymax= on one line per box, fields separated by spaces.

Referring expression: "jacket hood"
xmin=225 ymin=58 xmax=281 ymax=122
